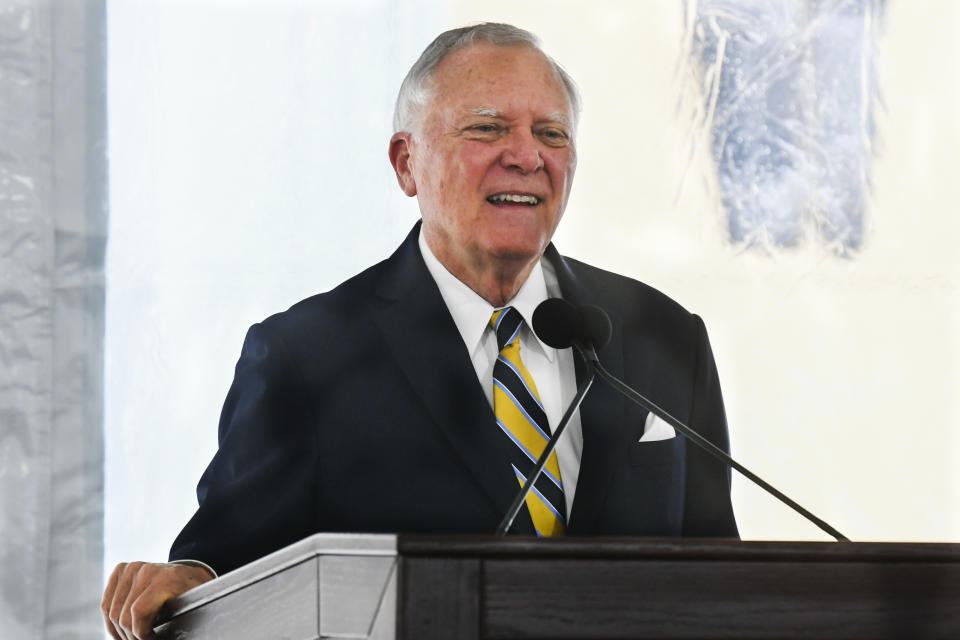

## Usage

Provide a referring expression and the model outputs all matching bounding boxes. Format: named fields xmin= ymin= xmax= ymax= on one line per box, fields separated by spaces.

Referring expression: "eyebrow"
xmin=470 ymin=107 xmax=502 ymax=118
xmin=468 ymin=107 xmax=571 ymax=127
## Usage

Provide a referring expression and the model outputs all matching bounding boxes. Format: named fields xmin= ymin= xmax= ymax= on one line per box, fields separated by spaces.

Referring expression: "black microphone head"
xmin=532 ymin=298 xmax=579 ymax=348
xmin=578 ymin=305 xmax=612 ymax=351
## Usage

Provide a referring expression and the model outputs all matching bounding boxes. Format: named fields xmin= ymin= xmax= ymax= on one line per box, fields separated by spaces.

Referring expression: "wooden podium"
xmin=154 ymin=534 xmax=960 ymax=639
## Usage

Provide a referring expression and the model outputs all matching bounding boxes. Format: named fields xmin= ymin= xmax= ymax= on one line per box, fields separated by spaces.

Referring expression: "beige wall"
xmin=450 ymin=0 xmax=960 ymax=541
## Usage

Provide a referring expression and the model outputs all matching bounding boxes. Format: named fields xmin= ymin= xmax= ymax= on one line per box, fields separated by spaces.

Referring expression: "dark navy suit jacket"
xmin=170 ymin=223 xmax=738 ymax=575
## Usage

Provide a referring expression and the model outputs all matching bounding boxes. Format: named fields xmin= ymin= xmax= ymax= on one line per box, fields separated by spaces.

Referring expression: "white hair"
xmin=392 ymin=23 xmax=582 ymax=136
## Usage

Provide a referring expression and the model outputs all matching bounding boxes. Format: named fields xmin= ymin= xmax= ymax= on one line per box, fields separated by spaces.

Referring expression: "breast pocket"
xmin=601 ymin=435 xmax=686 ymax=536
xmin=627 ymin=434 xmax=684 ymax=468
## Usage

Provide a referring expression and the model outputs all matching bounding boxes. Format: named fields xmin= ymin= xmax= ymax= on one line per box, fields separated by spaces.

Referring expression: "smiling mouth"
xmin=486 ymin=193 xmax=541 ymax=206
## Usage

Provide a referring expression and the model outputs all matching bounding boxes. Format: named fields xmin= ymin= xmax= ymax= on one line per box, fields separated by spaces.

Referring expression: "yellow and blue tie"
xmin=490 ymin=307 xmax=566 ymax=537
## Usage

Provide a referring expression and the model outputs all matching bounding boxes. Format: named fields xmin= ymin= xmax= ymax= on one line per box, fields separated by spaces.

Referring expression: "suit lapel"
xmin=372 ymin=225 xmax=536 ymax=535
xmin=546 ymin=245 xmax=627 ymax=533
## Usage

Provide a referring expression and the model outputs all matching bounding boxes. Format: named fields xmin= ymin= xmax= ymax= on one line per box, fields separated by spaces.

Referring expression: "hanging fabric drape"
xmin=0 ymin=1 xmax=107 ymax=637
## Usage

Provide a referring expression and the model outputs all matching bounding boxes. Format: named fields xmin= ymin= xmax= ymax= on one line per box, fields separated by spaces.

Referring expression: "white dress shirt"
xmin=418 ymin=230 xmax=583 ymax=515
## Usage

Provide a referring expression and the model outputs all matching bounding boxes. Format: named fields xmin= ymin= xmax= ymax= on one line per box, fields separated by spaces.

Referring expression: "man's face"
xmin=399 ymin=44 xmax=577 ymax=284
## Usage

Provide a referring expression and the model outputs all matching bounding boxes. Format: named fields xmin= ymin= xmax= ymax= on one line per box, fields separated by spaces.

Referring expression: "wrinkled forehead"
xmin=427 ymin=44 xmax=576 ymax=120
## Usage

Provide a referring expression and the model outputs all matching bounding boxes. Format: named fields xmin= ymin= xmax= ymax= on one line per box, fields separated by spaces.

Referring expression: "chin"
xmin=482 ymin=240 xmax=545 ymax=265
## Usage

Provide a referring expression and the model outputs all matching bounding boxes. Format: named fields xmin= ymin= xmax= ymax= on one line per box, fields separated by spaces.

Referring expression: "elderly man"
xmin=102 ymin=23 xmax=737 ymax=640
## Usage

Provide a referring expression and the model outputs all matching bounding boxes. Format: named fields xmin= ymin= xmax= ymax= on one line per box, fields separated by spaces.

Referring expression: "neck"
xmin=462 ymin=259 xmax=538 ymax=308
xmin=425 ymin=237 xmax=539 ymax=308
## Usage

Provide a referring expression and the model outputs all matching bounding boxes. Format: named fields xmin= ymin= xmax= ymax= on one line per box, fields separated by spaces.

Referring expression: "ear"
xmin=388 ymin=132 xmax=418 ymax=197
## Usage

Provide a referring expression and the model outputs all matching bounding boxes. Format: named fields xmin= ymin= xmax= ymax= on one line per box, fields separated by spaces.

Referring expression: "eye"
xmin=461 ymin=119 xmax=506 ymax=140
xmin=538 ymin=127 xmax=571 ymax=147
xmin=466 ymin=123 xmax=502 ymax=135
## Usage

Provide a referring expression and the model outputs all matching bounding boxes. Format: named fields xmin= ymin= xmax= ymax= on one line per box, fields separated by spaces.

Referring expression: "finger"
xmin=110 ymin=562 xmax=144 ymax=640
xmin=103 ymin=608 xmax=124 ymax=640
xmin=130 ymin=565 xmax=213 ymax=639
xmin=119 ymin=564 xmax=158 ymax=640
xmin=103 ymin=610 xmax=123 ymax=640
xmin=108 ymin=563 xmax=137 ymax=640
xmin=129 ymin=585 xmax=168 ymax=640
xmin=101 ymin=565 xmax=124 ymax=640
xmin=101 ymin=563 xmax=122 ymax=615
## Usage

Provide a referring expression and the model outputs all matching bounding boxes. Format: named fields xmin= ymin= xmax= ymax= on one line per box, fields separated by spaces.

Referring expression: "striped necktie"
xmin=490 ymin=306 xmax=566 ymax=536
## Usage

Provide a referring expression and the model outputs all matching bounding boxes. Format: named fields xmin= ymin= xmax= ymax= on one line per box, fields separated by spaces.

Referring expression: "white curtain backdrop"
xmin=0 ymin=1 xmax=107 ymax=638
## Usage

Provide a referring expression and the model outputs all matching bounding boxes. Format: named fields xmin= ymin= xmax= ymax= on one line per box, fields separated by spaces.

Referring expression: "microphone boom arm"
xmin=590 ymin=357 xmax=849 ymax=542
xmin=524 ymin=297 xmax=847 ymax=542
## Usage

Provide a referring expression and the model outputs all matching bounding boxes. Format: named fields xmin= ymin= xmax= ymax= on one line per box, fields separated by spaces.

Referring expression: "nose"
xmin=500 ymin=129 xmax=544 ymax=174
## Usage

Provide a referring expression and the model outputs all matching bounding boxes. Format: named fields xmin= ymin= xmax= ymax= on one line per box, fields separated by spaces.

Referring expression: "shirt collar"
xmin=418 ymin=227 xmax=557 ymax=362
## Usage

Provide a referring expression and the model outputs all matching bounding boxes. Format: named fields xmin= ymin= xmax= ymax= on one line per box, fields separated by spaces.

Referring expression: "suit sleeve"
xmin=682 ymin=315 xmax=740 ymax=537
xmin=169 ymin=322 xmax=319 ymax=575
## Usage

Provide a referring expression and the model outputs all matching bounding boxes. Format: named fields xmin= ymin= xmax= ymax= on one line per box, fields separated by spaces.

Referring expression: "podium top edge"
xmin=157 ymin=534 xmax=398 ymax=622
xmin=395 ymin=535 xmax=960 ymax=562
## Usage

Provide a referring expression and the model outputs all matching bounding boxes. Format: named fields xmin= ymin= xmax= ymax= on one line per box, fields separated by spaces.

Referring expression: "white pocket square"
xmin=638 ymin=413 xmax=676 ymax=442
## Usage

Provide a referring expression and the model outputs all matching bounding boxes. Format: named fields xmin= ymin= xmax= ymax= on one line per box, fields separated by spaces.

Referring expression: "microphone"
xmin=532 ymin=298 xmax=611 ymax=353
xmin=531 ymin=298 xmax=579 ymax=349
xmin=537 ymin=300 xmax=848 ymax=542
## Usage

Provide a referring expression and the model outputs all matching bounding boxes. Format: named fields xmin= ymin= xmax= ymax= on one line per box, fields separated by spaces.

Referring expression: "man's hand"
xmin=101 ymin=562 xmax=215 ymax=640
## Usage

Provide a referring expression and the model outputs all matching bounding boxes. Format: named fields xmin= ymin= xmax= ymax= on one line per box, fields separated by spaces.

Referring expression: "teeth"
xmin=488 ymin=193 xmax=540 ymax=205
